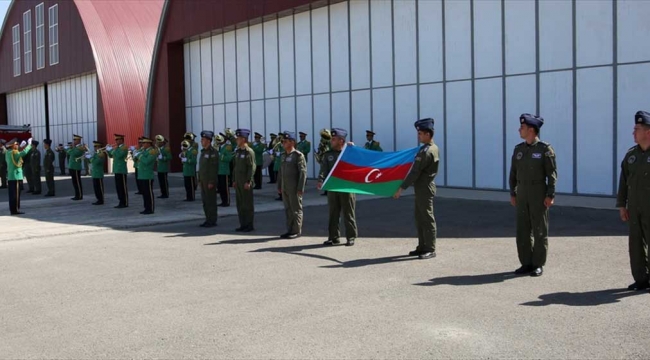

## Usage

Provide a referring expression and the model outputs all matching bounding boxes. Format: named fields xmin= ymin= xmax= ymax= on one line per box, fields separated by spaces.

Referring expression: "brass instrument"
xmin=314 ymin=128 xmax=332 ymax=164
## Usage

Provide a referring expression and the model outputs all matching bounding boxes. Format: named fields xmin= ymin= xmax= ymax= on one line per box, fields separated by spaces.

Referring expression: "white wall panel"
xmin=312 ymin=7 xmax=330 ymax=94
xmin=265 ymin=99 xmax=280 ymax=138
xmin=294 ymin=13 xmax=312 ymax=96
xmin=202 ymin=105 xmax=213 ymax=132
xmin=185 ymin=108 xmax=192 ymax=136
xmin=225 ymin=103 xmax=237 ymax=131
xmin=213 ymin=104 xmax=225 ymax=133
xmin=445 ymin=0 xmax=471 ymax=81
xmin=330 ymin=2 xmax=350 ymax=92
xmin=200 ymin=38 xmax=213 ymax=104
xmin=372 ymin=88 xmax=394 ymax=151
xmin=576 ymin=0 xmax=613 ymax=67
xmin=280 ymin=97 xmax=296 ymax=133
xmin=395 ymin=85 xmax=418 ymax=151
xmin=351 ymin=90 xmax=371 ymax=144
xmin=371 ymin=0 xmax=393 ymax=87
xmin=296 ymin=96 xmax=314 ymax=177
xmin=394 ymin=0 xmax=417 ymax=86
xmin=505 ymin=0 xmax=535 ymax=75
xmin=212 ymin=35 xmax=225 ymax=104
xmin=224 ymin=32 xmax=237 ymax=102
xmin=331 ymin=92 xmax=350 ymax=133
xmin=475 ymin=78 xmax=503 ymax=189
xmin=313 ymin=94 xmax=330 ymax=141
xmin=418 ymin=0 xmax=443 ymax=83
xmin=248 ymin=26 xmax=264 ymax=101
xmin=189 ymin=40 xmax=202 ymax=106
xmin=279 ymin=16 xmax=295 ymax=97
xmin=191 ymin=107 xmax=202 ymax=136
xmin=618 ymin=1 xmax=650 ymax=63
xmin=419 ymin=83 xmax=445 ymax=185
xmin=236 ymin=28 xmax=250 ymax=101
xmin=264 ymin=20 xmax=279 ymax=99
xmin=238 ymin=102 xmax=251 ymax=133
xmin=505 ymin=75 xmax=536 ymax=182
xmin=539 ymin=0 xmax=572 ymax=71
xmin=617 ymin=63 xmax=650 ymax=166
xmin=540 ymin=71 xmax=573 ymax=194
xmin=250 ymin=101 xmax=265 ymax=138
xmin=577 ymin=67 xmax=613 ymax=195
xmin=474 ymin=0 xmax=502 ymax=78
xmin=184 ymin=43 xmax=191 ymax=106
xmin=446 ymin=81 xmax=473 ymax=187
xmin=350 ymin=0 xmax=371 ymax=90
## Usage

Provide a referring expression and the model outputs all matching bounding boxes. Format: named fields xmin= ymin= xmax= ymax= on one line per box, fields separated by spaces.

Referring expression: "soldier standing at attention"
xmin=394 ymin=118 xmax=440 ymax=260
xmin=267 ymin=133 xmax=278 ymax=184
xmin=30 ymin=140 xmax=42 ymax=195
xmin=132 ymin=138 xmax=143 ymax=195
xmin=199 ymin=131 xmax=219 ymax=227
xmin=617 ymin=110 xmax=650 ymax=291
xmin=273 ymin=133 xmax=285 ymax=201
xmin=184 ymin=132 xmax=198 ymax=191
xmin=0 ymin=139 xmax=7 ymax=189
xmin=317 ymin=128 xmax=358 ymax=246
xmin=56 ymin=143 xmax=66 ymax=175
xmin=364 ymin=130 xmax=383 ymax=151
xmin=180 ymin=140 xmax=197 ymax=201
xmin=6 ymin=138 xmax=32 ymax=215
xmin=87 ymin=141 xmax=106 ymax=205
xmin=216 ymin=133 xmax=233 ymax=207
xmin=23 ymin=140 xmax=32 ymax=193
xmin=106 ymin=134 xmax=129 ymax=208
xmin=509 ymin=113 xmax=557 ymax=277
xmin=67 ymin=135 xmax=86 ymax=201
xmin=155 ymin=135 xmax=171 ymax=199
xmin=43 ymin=139 xmax=55 ymax=197
xmin=296 ymin=132 xmax=311 ymax=162
xmin=252 ymin=132 xmax=266 ymax=189
xmin=233 ymin=128 xmax=256 ymax=232
xmin=278 ymin=131 xmax=307 ymax=239
xmin=134 ymin=137 xmax=156 ymax=214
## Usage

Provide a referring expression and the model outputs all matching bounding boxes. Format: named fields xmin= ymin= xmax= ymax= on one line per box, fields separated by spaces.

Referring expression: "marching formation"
xmin=1 ymin=110 xmax=650 ymax=292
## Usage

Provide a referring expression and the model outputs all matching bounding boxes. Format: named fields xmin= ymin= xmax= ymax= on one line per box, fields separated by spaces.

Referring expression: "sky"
xmin=0 ymin=0 xmax=10 ymax=30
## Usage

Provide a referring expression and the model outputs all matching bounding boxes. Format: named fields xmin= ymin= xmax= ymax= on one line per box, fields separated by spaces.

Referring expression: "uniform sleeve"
xmin=544 ymin=145 xmax=558 ymax=198
xmin=508 ymin=148 xmax=518 ymax=196
xmin=277 ymin=154 xmax=283 ymax=192
xmin=19 ymin=145 xmax=32 ymax=158
xmin=140 ymin=151 xmax=156 ymax=166
xmin=246 ymin=149 xmax=255 ymax=184
xmin=32 ymin=151 xmax=41 ymax=170
xmin=187 ymin=150 xmax=198 ymax=165
xmin=318 ymin=155 xmax=330 ymax=182
xmin=298 ymin=153 xmax=307 ymax=192
xmin=376 ymin=142 xmax=383 ymax=152
xmin=616 ymin=158 xmax=629 ymax=208
xmin=163 ymin=147 xmax=172 ymax=161
xmin=206 ymin=151 xmax=219 ymax=184
xmin=400 ymin=149 xmax=425 ymax=190
xmin=106 ymin=149 xmax=114 ymax=158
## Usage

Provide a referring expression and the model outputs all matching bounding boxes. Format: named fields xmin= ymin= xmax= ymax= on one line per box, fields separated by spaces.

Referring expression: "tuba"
xmin=314 ymin=128 xmax=332 ymax=164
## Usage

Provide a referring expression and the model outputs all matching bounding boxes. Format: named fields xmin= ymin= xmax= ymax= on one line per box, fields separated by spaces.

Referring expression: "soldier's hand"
xmin=393 ymin=188 xmax=402 ymax=199
xmin=510 ymin=196 xmax=516 ymax=207
xmin=543 ymin=197 xmax=554 ymax=208
xmin=619 ymin=207 xmax=629 ymax=222
xmin=347 ymin=141 xmax=355 ymax=146
xmin=317 ymin=181 xmax=323 ymax=190
xmin=244 ymin=182 xmax=251 ymax=190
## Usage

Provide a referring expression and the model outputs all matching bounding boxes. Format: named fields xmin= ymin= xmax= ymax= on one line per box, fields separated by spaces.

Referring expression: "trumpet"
xmin=75 ymin=151 xmax=90 ymax=162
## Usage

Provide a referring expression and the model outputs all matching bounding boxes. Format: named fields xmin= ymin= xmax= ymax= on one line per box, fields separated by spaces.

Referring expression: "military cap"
xmin=141 ymin=137 xmax=153 ymax=144
xmin=270 ymin=133 xmax=277 ymax=138
xmin=73 ymin=134 xmax=82 ymax=140
xmin=184 ymin=132 xmax=196 ymax=140
xmin=93 ymin=141 xmax=103 ymax=147
xmin=114 ymin=134 xmax=125 ymax=140
xmin=31 ymin=140 xmax=39 ymax=147
xmin=181 ymin=140 xmax=190 ymax=148
xmin=235 ymin=128 xmax=251 ymax=138
xmin=414 ymin=118 xmax=435 ymax=131
xmin=520 ymin=113 xmax=544 ymax=129
xmin=299 ymin=131 xmax=307 ymax=136
xmin=254 ymin=132 xmax=262 ymax=138
xmin=155 ymin=134 xmax=166 ymax=142
xmin=43 ymin=139 xmax=52 ymax=145
xmin=67 ymin=142 xmax=73 ymax=145
xmin=214 ymin=134 xmax=225 ymax=143
xmin=331 ymin=128 xmax=348 ymax=139
xmin=138 ymin=137 xmax=144 ymax=142
xmin=366 ymin=130 xmax=375 ymax=135
xmin=58 ymin=143 xmax=63 ymax=146
xmin=200 ymin=130 xmax=214 ymax=140
xmin=6 ymin=138 xmax=18 ymax=146
xmin=635 ymin=110 xmax=650 ymax=125
xmin=0 ymin=139 xmax=6 ymax=145
xmin=283 ymin=131 xmax=297 ymax=141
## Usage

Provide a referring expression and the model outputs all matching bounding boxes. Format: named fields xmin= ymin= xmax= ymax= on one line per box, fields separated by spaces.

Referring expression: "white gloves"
xmin=64 ymin=146 xmax=69 ymax=150
xmin=27 ymin=138 xmax=32 ymax=145
xmin=85 ymin=153 xmax=92 ymax=159
xmin=158 ymin=154 xmax=163 ymax=160
xmin=133 ymin=151 xmax=141 ymax=158
xmin=129 ymin=146 xmax=136 ymax=152
xmin=178 ymin=153 xmax=184 ymax=159
xmin=181 ymin=157 xmax=187 ymax=163
xmin=106 ymin=145 xmax=113 ymax=152
xmin=20 ymin=141 xmax=26 ymax=148
xmin=276 ymin=151 xmax=281 ymax=156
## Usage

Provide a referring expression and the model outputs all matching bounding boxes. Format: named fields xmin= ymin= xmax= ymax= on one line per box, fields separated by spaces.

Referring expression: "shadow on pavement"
xmin=413 ymin=271 xmax=520 ymax=287
xmin=520 ymin=288 xmax=647 ymax=306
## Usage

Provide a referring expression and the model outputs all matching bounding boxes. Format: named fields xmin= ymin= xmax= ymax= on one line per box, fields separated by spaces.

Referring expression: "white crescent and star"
xmin=364 ymin=168 xmax=382 ymax=183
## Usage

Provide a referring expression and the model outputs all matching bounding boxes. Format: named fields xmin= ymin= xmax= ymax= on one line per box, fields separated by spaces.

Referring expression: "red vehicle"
xmin=0 ymin=124 xmax=32 ymax=144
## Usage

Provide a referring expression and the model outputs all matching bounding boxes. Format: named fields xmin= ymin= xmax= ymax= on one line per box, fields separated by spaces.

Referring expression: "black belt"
xmin=517 ymin=180 xmax=545 ymax=185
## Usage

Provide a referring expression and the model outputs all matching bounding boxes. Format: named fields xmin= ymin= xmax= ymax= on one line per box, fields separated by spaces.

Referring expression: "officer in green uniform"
xmin=216 ymin=133 xmax=234 ymax=207
xmin=87 ymin=141 xmax=106 ymax=205
xmin=106 ymin=134 xmax=129 ymax=208
xmin=278 ymin=131 xmax=307 ymax=239
xmin=233 ymin=128 xmax=256 ymax=232
xmin=296 ymin=132 xmax=311 ymax=162
xmin=364 ymin=130 xmax=383 ymax=151
xmin=56 ymin=143 xmax=66 ymax=175
xmin=394 ymin=118 xmax=440 ymax=260
xmin=509 ymin=113 xmax=557 ymax=277
xmin=132 ymin=138 xmax=143 ymax=195
xmin=184 ymin=132 xmax=198 ymax=191
xmin=0 ymin=139 xmax=7 ymax=189
xmin=252 ymin=132 xmax=266 ymax=189
xmin=180 ymin=140 xmax=197 ymax=201
xmin=317 ymin=128 xmax=358 ymax=246
xmin=199 ymin=131 xmax=219 ymax=227
xmin=134 ymin=137 xmax=157 ymax=214
xmin=23 ymin=140 xmax=32 ymax=193
xmin=155 ymin=135 xmax=171 ymax=199
xmin=272 ymin=133 xmax=285 ymax=201
xmin=67 ymin=134 xmax=86 ymax=200
xmin=267 ymin=133 xmax=278 ymax=184
xmin=617 ymin=110 xmax=650 ymax=291
xmin=5 ymin=137 xmax=32 ymax=215
xmin=43 ymin=139 xmax=55 ymax=197
xmin=29 ymin=140 xmax=42 ymax=195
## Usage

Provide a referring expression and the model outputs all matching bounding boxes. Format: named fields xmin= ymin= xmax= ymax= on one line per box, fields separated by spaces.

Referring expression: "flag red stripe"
xmin=330 ymin=160 xmax=413 ymax=184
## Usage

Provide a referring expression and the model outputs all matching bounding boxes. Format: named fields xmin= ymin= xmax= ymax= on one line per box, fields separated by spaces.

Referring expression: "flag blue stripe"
xmin=342 ymin=145 xmax=419 ymax=168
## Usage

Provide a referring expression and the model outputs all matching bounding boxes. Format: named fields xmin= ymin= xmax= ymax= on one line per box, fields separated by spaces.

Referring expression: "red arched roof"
xmin=74 ymin=0 xmax=163 ymax=144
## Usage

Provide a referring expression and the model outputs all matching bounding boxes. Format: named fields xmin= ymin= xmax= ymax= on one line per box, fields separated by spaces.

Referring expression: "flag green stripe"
xmin=321 ymin=176 xmax=403 ymax=197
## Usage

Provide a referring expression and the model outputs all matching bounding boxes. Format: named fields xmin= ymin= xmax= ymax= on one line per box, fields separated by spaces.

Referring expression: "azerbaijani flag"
xmin=321 ymin=144 xmax=419 ymax=197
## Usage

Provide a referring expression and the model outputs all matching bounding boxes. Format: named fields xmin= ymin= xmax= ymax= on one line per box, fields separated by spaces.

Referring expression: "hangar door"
xmin=6 ymin=85 xmax=47 ymax=143
xmin=47 ymin=73 xmax=98 ymax=149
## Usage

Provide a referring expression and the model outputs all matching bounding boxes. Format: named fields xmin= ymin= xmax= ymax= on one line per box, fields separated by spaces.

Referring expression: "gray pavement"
xmin=1 ymin=180 xmax=648 ymax=359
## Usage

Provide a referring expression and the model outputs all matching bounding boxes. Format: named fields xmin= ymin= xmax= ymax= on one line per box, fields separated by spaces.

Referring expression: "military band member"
xmin=23 ymin=140 xmax=32 ymax=193
xmin=5 ymin=137 xmax=32 ymax=215
xmin=180 ymin=140 xmax=197 ymax=201
xmin=278 ymin=131 xmax=307 ymax=239
xmin=509 ymin=113 xmax=557 ymax=277
xmin=134 ymin=137 xmax=156 ymax=214
xmin=199 ymin=131 xmax=219 ymax=227
xmin=87 ymin=141 xmax=106 ymax=205
xmin=56 ymin=143 xmax=66 ymax=175
xmin=0 ymin=139 xmax=8 ymax=189
xmin=252 ymin=132 xmax=266 ymax=189
xmin=317 ymin=128 xmax=358 ymax=246
xmin=184 ymin=132 xmax=198 ymax=191
xmin=315 ymin=129 xmax=332 ymax=196
xmin=216 ymin=133 xmax=233 ymax=207
xmin=267 ymin=133 xmax=278 ymax=184
xmin=297 ymin=132 xmax=311 ymax=162
xmin=106 ymin=134 xmax=129 ymax=208
xmin=43 ymin=139 xmax=55 ymax=197
xmin=29 ymin=140 xmax=42 ymax=195
xmin=364 ymin=130 xmax=383 ymax=152
xmin=133 ymin=138 xmax=143 ymax=195
xmin=224 ymin=128 xmax=237 ymax=187
xmin=67 ymin=134 xmax=85 ymax=200
xmin=394 ymin=119 xmax=439 ymax=260
xmin=233 ymin=128 xmax=256 ymax=232
xmin=155 ymin=135 xmax=171 ymax=199
xmin=617 ymin=110 xmax=650 ymax=291
xmin=272 ymin=132 xmax=285 ymax=201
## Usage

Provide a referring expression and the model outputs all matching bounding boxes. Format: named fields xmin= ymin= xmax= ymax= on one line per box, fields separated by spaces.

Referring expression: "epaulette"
xmin=515 ymin=142 xmax=526 ymax=148
xmin=627 ymin=145 xmax=637 ymax=153
xmin=539 ymin=141 xmax=551 ymax=148
xmin=192 ymin=149 xmax=198 ymax=155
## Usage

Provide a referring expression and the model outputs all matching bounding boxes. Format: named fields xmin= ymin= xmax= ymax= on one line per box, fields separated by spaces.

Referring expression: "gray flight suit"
xmin=233 ymin=144 xmax=256 ymax=229
xmin=319 ymin=149 xmax=358 ymax=241
xmin=616 ymin=145 xmax=650 ymax=285
xmin=509 ymin=139 xmax=558 ymax=268
xmin=278 ymin=149 xmax=307 ymax=235
xmin=30 ymin=148 xmax=42 ymax=194
xmin=400 ymin=141 xmax=440 ymax=253
xmin=199 ymin=145 xmax=220 ymax=225
xmin=43 ymin=148 xmax=56 ymax=195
